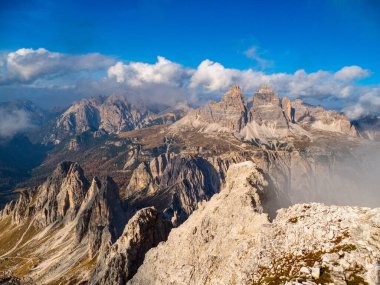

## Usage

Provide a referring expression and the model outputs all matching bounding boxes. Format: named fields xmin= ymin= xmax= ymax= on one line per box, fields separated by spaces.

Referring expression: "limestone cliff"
xmin=0 ymin=162 xmax=127 ymax=284
xmin=173 ymin=85 xmax=358 ymax=140
xmin=89 ymin=207 xmax=171 ymax=284
xmin=129 ymin=161 xmax=380 ymax=285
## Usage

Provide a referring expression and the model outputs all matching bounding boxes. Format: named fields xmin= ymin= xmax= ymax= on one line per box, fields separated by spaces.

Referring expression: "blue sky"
xmin=1 ymin=0 xmax=379 ymax=81
xmin=0 ymin=0 xmax=379 ymax=118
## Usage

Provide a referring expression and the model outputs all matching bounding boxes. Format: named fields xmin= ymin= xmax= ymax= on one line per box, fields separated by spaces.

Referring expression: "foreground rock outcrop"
xmin=90 ymin=207 xmax=171 ymax=284
xmin=129 ymin=161 xmax=380 ymax=285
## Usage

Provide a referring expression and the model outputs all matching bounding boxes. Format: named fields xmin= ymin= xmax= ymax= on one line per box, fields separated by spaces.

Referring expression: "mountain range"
xmin=0 ymin=85 xmax=379 ymax=284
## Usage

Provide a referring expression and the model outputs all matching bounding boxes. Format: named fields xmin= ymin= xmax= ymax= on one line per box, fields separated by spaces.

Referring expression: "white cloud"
xmin=107 ymin=56 xmax=190 ymax=87
xmin=187 ymin=60 xmax=380 ymax=118
xmin=189 ymin=60 xmax=240 ymax=92
xmin=0 ymin=48 xmax=379 ymax=119
xmin=344 ymin=87 xmax=380 ymax=119
xmin=189 ymin=61 xmax=355 ymax=100
xmin=0 ymin=108 xmax=32 ymax=138
xmin=0 ymin=48 xmax=115 ymax=85
xmin=334 ymin=65 xmax=370 ymax=80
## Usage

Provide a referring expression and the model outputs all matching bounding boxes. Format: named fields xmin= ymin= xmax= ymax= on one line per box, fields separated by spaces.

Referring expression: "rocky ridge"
xmin=125 ymin=152 xmax=246 ymax=226
xmin=173 ymin=85 xmax=357 ymax=141
xmin=0 ymin=152 xmax=254 ymax=284
xmin=0 ymin=162 xmax=128 ymax=283
xmin=45 ymin=95 xmax=186 ymax=144
xmin=89 ymin=207 xmax=171 ymax=285
xmin=45 ymin=96 xmax=150 ymax=144
xmin=129 ymin=161 xmax=380 ymax=285
xmin=0 ymin=85 xmax=379 ymax=285
xmin=189 ymin=85 xmax=249 ymax=132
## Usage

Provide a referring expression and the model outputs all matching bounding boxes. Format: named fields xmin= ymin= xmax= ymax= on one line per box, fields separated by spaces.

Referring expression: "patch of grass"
xmin=51 ymin=254 xmax=98 ymax=285
xmin=346 ymin=273 xmax=369 ymax=285
xmin=251 ymin=238 xmax=366 ymax=285
xmin=0 ymin=218 xmax=31 ymax=255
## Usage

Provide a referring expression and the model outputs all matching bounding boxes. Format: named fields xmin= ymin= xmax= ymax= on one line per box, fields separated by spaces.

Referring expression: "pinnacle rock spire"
xmin=257 ymin=84 xmax=274 ymax=94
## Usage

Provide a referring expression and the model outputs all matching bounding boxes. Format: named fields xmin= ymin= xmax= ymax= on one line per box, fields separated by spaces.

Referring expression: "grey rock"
xmin=89 ymin=207 xmax=171 ymax=284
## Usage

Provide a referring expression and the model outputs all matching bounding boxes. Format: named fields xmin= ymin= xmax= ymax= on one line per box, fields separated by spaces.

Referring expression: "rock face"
xmin=251 ymin=84 xmax=289 ymax=129
xmin=0 ymin=162 xmax=128 ymax=283
xmin=89 ymin=207 xmax=171 ymax=285
xmin=2 ymin=162 xmax=126 ymax=248
xmin=174 ymin=85 xmax=357 ymax=139
xmin=190 ymin=85 xmax=249 ymax=132
xmin=75 ymin=176 xmax=127 ymax=257
xmin=241 ymin=85 xmax=290 ymax=139
xmin=47 ymin=96 xmax=152 ymax=143
xmin=290 ymin=99 xmax=357 ymax=136
xmin=125 ymin=154 xmax=226 ymax=226
xmin=129 ymin=162 xmax=380 ymax=285
xmin=46 ymin=95 xmax=187 ymax=144
xmin=1 ymin=161 xmax=89 ymax=226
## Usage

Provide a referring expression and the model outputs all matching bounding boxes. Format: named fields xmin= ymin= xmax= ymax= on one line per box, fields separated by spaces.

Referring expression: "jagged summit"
xmin=253 ymin=84 xmax=279 ymax=105
xmin=230 ymin=84 xmax=242 ymax=93
xmin=257 ymin=83 xmax=273 ymax=93
xmin=182 ymin=85 xmax=249 ymax=132
xmin=249 ymin=84 xmax=289 ymax=132
xmin=221 ymin=85 xmax=246 ymax=104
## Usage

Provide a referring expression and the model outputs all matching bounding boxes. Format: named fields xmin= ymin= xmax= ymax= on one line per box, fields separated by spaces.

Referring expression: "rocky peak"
xmin=253 ymin=84 xmax=280 ymax=106
xmin=179 ymin=85 xmax=250 ymax=132
xmin=281 ymin=96 xmax=293 ymax=122
xmin=248 ymin=84 xmax=289 ymax=132
xmin=290 ymin=99 xmax=358 ymax=136
xmin=47 ymin=95 xmax=154 ymax=144
xmin=126 ymin=154 xmax=222 ymax=226
xmin=89 ymin=207 xmax=171 ymax=284
xmin=0 ymin=162 xmax=129 ymax=283
xmin=221 ymin=85 xmax=247 ymax=109
xmin=75 ymin=176 xmax=126 ymax=256
xmin=29 ymin=161 xmax=89 ymax=227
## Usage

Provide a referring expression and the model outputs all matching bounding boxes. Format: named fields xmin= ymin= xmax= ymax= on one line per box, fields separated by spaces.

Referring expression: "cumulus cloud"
xmin=186 ymin=60 xmax=380 ymax=117
xmin=188 ymin=60 xmax=362 ymax=100
xmin=0 ymin=47 xmax=379 ymax=119
xmin=0 ymin=48 xmax=115 ymax=85
xmin=343 ymin=87 xmax=380 ymax=119
xmin=0 ymin=108 xmax=32 ymax=138
xmin=189 ymin=60 xmax=239 ymax=92
xmin=334 ymin=65 xmax=370 ymax=80
xmin=107 ymin=56 xmax=190 ymax=86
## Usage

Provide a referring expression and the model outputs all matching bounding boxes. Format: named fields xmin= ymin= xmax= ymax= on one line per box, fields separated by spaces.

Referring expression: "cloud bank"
xmin=0 ymin=48 xmax=115 ymax=85
xmin=0 ymin=108 xmax=32 ymax=139
xmin=0 ymin=48 xmax=379 ymax=118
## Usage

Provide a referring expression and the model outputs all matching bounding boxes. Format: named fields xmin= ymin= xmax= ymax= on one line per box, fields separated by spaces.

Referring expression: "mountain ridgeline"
xmin=0 ymin=85 xmax=380 ymax=284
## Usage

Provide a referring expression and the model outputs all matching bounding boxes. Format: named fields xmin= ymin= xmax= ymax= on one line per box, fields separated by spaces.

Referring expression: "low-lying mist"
xmin=0 ymin=108 xmax=32 ymax=139
xmin=298 ymin=142 xmax=380 ymax=208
